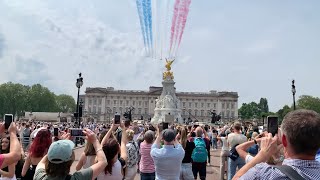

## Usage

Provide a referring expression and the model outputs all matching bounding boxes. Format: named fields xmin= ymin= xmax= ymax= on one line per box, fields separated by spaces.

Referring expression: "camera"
xmin=4 ymin=114 xmax=14 ymax=129
xmin=69 ymin=128 xmax=85 ymax=137
xmin=267 ymin=116 xmax=279 ymax=136
xmin=114 ymin=113 xmax=121 ymax=124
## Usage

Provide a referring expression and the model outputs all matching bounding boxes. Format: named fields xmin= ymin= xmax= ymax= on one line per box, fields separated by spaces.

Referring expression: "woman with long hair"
xmin=0 ymin=136 xmax=17 ymax=180
xmin=21 ymin=129 xmax=52 ymax=179
xmin=179 ymin=126 xmax=195 ymax=180
xmin=97 ymin=122 xmax=128 ymax=180
xmin=76 ymin=142 xmax=96 ymax=170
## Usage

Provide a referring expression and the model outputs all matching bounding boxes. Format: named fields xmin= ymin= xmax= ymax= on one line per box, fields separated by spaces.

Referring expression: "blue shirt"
xmin=240 ymin=159 xmax=320 ymax=180
xmin=151 ymin=143 xmax=185 ymax=180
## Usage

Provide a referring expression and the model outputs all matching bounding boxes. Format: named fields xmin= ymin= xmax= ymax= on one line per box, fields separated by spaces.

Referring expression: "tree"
xmin=239 ymin=102 xmax=261 ymax=119
xmin=276 ymin=105 xmax=292 ymax=123
xmin=55 ymin=94 xmax=76 ymax=113
xmin=0 ymin=82 xmax=29 ymax=117
xmin=259 ymin=98 xmax=269 ymax=113
xmin=297 ymin=95 xmax=320 ymax=113
xmin=28 ymin=84 xmax=57 ymax=112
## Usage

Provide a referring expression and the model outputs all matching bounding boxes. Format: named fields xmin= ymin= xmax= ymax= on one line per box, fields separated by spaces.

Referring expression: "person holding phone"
xmin=233 ymin=110 xmax=320 ymax=180
xmin=34 ymin=128 xmax=107 ymax=180
xmin=150 ymin=124 xmax=185 ymax=180
xmin=0 ymin=122 xmax=21 ymax=167
xmin=97 ymin=122 xmax=128 ymax=180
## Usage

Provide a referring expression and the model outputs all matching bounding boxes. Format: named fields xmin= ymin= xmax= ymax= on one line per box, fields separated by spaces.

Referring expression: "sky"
xmin=0 ymin=0 xmax=319 ymax=112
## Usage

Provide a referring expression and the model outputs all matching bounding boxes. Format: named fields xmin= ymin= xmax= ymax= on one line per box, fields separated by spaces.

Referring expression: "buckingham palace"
xmin=80 ymin=86 xmax=238 ymax=123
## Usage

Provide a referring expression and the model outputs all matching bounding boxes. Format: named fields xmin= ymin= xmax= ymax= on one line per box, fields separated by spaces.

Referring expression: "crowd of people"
xmin=0 ymin=109 xmax=319 ymax=180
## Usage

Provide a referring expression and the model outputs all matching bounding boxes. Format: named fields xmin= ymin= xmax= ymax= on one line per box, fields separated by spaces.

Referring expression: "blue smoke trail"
xmin=142 ymin=0 xmax=149 ymax=54
xmin=136 ymin=0 xmax=147 ymax=50
xmin=145 ymin=0 xmax=153 ymax=55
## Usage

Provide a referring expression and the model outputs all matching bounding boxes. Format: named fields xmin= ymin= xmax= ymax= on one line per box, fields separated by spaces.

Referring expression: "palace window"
xmin=207 ymin=103 xmax=210 ymax=108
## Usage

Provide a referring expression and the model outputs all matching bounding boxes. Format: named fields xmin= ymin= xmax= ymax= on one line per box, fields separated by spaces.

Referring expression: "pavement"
xmin=70 ymin=147 xmax=222 ymax=180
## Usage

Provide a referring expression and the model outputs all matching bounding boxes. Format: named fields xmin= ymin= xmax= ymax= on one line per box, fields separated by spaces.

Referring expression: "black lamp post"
xmin=292 ymin=80 xmax=296 ymax=110
xmin=75 ymin=73 xmax=83 ymax=127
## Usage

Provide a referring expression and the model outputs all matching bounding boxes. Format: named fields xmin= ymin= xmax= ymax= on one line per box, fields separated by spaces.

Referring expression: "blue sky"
xmin=0 ymin=0 xmax=319 ymax=112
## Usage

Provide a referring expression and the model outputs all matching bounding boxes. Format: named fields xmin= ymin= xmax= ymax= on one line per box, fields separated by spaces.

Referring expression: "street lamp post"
xmin=75 ymin=73 xmax=83 ymax=128
xmin=292 ymin=80 xmax=296 ymax=110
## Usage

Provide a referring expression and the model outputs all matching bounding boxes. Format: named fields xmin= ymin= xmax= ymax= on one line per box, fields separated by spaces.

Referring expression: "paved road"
xmin=71 ymin=147 xmax=222 ymax=180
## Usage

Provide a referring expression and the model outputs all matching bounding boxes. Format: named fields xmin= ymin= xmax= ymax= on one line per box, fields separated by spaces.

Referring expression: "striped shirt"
xmin=139 ymin=141 xmax=155 ymax=173
xmin=239 ymin=159 xmax=320 ymax=180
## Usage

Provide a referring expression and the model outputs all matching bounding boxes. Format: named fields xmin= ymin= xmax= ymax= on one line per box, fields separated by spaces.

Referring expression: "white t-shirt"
xmin=245 ymin=154 xmax=254 ymax=163
xmin=220 ymin=137 xmax=229 ymax=151
xmin=227 ymin=133 xmax=247 ymax=150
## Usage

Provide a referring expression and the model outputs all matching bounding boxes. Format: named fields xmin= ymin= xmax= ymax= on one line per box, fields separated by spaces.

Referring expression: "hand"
xmin=83 ymin=128 xmax=97 ymax=143
xmin=8 ymin=122 xmax=17 ymax=134
xmin=60 ymin=131 xmax=71 ymax=140
xmin=257 ymin=133 xmax=279 ymax=162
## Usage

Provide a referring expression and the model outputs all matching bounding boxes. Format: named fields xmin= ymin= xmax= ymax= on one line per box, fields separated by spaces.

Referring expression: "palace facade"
xmin=80 ymin=86 xmax=238 ymax=123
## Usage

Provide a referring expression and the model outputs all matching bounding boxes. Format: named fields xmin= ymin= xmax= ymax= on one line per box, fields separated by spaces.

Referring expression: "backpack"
xmin=191 ymin=138 xmax=208 ymax=163
xmin=229 ymin=144 xmax=239 ymax=161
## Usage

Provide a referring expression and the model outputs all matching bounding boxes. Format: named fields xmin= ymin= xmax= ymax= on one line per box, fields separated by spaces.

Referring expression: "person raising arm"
xmin=0 ymin=122 xmax=21 ymax=169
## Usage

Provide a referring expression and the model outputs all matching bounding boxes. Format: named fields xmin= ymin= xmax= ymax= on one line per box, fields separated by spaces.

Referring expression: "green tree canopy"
xmin=239 ymin=97 xmax=271 ymax=119
xmin=259 ymin=98 xmax=269 ymax=113
xmin=0 ymin=82 xmax=76 ymax=117
xmin=297 ymin=95 xmax=320 ymax=113
xmin=276 ymin=105 xmax=292 ymax=123
xmin=55 ymin=94 xmax=76 ymax=113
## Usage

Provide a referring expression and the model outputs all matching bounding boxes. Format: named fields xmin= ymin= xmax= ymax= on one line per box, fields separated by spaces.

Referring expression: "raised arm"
xmin=83 ymin=129 xmax=108 ymax=180
xmin=0 ymin=123 xmax=22 ymax=169
xmin=120 ymin=122 xmax=128 ymax=161
xmin=153 ymin=124 xmax=162 ymax=148
xmin=236 ymin=139 xmax=261 ymax=162
xmin=76 ymin=152 xmax=86 ymax=171
xmin=21 ymin=155 xmax=31 ymax=177
xmin=101 ymin=123 xmax=117 ymax=146
xmin=232 ymin=133 xmax=278 ymax=180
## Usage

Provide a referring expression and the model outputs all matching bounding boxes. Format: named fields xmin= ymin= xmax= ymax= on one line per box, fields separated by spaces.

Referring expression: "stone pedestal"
xmin=151 ymin=78 xmax=183 ymax=124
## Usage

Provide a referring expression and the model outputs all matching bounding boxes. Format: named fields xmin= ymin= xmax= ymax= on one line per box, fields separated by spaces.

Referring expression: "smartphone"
xmin=193 ymin=124 xmax=199 ymax=128
xmin=4 ymin=114 xmax=14 ymax=129
xmin=69 ymin=128 xmax=85 ymax=137
xmin=114 ymin=114 xmax=121 ymax=124
xmin=162 ymin=123 xmax=169 ymax=130
xmin=267 ymin=116 xmax=279 ymax=136
xmin=54 ymin=127 xmax=59 ymax=136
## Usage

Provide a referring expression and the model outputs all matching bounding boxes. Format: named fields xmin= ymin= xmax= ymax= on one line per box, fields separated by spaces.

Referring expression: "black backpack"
xmin=229 ymin=144 xmax=239 ymax=161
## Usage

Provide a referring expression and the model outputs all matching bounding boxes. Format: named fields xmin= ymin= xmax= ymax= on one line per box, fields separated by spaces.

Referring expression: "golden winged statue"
xmin=165 ymin=59 xmax=175 ymax=71
xmin=163 ymin=59 xmax=175 ymax=80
